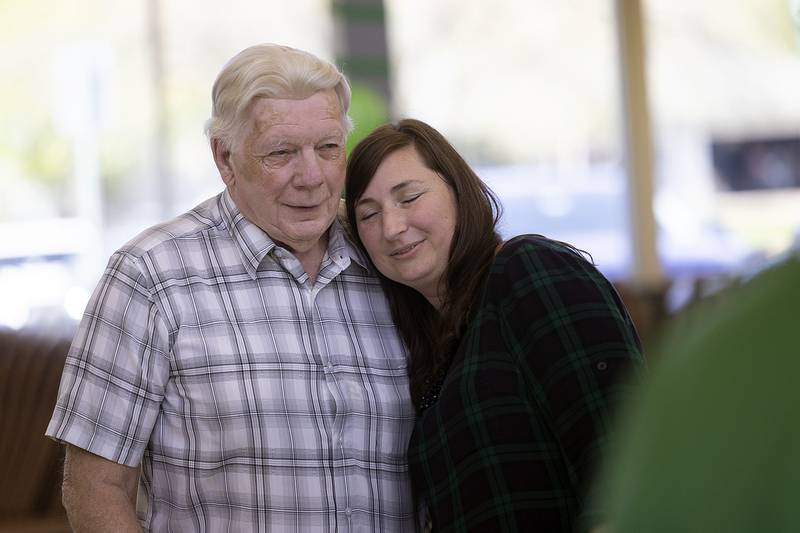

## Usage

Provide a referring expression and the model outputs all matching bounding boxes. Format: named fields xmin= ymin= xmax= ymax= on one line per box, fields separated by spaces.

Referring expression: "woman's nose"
xmin=382 ymin=207 xmax=408 ymax=239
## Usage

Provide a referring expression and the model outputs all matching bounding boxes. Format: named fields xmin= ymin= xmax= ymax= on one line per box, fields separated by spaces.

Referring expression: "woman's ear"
xmin=211 ymin=138 xmax=235 ymax=186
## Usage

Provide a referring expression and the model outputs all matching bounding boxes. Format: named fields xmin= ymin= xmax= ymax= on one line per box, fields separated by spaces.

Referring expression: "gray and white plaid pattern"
xmin=47 ymin=190 xmax=416 ymax=532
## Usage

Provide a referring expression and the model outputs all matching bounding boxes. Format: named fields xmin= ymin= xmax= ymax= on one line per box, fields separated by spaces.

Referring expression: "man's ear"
xmin=211 ymin=138 xmax=235 ymax=186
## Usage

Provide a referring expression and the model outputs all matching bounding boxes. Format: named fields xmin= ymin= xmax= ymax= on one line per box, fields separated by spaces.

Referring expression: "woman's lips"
xmin=390 ymin=240 xmax=423 ymax=257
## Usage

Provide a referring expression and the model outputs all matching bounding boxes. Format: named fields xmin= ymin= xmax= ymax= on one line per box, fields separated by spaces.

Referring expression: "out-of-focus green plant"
xmin=346 ymin=81 xmax=390 ymax=155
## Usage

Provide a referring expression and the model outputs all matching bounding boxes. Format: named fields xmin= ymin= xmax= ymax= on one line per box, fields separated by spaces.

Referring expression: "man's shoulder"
xmin=118 ymin=194 xmax=225 ymax=259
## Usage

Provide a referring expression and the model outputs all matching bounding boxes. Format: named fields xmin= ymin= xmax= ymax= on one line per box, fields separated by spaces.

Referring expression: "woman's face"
xmin=354 ymin=145 xmax=457 ymax=308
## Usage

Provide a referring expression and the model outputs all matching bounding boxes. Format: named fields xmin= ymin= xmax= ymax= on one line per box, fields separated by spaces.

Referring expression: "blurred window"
xmin=645 ymin=0 xmax=800 ymax=265
xmin=0 ymin=0 xmax=335 ymax=328
xmin=3 ymin=0 xmax=799 ymax=328
xmin=385 ymin=0 xmax=800 ymax=282
xmin=384 ymin=0 xmax=633 ymax=279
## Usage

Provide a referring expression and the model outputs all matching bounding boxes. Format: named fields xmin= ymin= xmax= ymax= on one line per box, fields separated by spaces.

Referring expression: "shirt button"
xmin=597 ymin=361 xmax=608 ymax=371
xmin=345 ymin=507 xmax=352 ymax=516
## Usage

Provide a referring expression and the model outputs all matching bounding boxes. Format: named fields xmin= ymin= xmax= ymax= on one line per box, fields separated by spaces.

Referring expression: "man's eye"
xmin=319 ymin=143 xmax=342 ymax=158
xmin=269 ymin=150 xmax=290 ymax=157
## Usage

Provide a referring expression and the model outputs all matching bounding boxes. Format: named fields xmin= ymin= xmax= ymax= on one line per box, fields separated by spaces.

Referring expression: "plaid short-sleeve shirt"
xmin=47 ymin=190 xmax=416 ymax=532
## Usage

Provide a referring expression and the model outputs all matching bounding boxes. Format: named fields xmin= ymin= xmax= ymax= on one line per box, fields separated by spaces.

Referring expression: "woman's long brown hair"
xmin=345 ymin=119 xmax=502 ymax=411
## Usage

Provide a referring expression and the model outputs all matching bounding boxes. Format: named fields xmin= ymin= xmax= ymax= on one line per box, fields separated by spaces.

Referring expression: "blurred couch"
xmin=0 ymin=327 xmax=72 ymax=532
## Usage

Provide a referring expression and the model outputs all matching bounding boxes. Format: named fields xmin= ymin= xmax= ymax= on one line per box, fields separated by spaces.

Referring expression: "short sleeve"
xmin=46 ymin=251 xmax=172 ymax=467
xmin=492 ymin=237 xmax=644 ymax=508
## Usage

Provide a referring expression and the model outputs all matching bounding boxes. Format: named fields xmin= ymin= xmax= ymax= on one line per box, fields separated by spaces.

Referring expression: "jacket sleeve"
xmin=493 ymin=238 xmax=645 ymax=520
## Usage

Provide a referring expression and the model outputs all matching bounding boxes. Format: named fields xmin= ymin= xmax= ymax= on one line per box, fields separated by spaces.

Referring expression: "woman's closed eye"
xmin=401 ymin=193 xmax=423 ymax=205
xmin=357 ymin=191 xmax=424 ymax=223
xmin=358 ymin=210 xmax=379 ymax=222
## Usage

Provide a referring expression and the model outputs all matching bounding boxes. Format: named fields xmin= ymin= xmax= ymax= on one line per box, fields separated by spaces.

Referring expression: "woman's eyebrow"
xmin=390 ymin=180 xmax=423 ymax=194
xmin=356 ymin=180 xmax=425 ymax=208
xmin=355 ymin=196 xmax=378 ymax=209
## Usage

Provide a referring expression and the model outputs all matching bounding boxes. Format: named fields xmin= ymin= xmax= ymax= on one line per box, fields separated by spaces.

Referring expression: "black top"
xmin=407 ymin=235 xmax=645 ymax=532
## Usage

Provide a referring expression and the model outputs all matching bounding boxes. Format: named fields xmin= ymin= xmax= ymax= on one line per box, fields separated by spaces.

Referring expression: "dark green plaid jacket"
xmin=408 ymin=235 xmax=645 ymax=532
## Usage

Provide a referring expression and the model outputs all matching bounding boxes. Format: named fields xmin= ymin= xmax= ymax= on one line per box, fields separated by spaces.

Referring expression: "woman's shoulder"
xmin=493 ymin=234 xmax=594 ymax=272
xmin=481 ymin=234 xmax=608 ymax=303
xmin=482 ymin=235 xmax=623 ymax=327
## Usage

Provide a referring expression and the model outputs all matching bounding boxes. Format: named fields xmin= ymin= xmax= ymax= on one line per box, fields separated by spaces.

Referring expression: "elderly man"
xmin=46 ymin=44 xmax=415 ymax=532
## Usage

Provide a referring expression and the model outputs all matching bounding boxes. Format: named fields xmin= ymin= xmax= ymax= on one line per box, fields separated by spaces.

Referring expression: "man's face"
xmin=218 ymin=89 xmax=346 ymax=254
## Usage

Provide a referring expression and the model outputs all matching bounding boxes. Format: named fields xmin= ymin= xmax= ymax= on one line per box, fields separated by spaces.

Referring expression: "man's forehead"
xmin=250 ymin=91 xmax=342 ymax=127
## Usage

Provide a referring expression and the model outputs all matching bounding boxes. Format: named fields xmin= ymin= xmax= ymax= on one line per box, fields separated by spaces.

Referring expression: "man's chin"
xmin=283 ymin=217 xmax=335 ymax=240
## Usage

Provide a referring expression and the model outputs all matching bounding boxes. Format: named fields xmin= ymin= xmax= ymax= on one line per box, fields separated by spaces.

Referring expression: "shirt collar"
xmin=329 ymin=217 xmax=371 ymax=271
xmin=220 ymin=189 xmax=371 ymax=278
xmin=219 ymin=189 xmax=276 ymax=279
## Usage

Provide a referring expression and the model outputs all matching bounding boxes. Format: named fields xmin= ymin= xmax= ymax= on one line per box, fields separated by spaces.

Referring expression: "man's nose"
xmin=294 ymin=148 xmax=324 ymax=187
xmin=382 ymin=207 xmax=407 ymax=239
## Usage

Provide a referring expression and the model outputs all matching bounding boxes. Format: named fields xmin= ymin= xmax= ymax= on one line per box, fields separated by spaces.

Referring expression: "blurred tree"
xmin=332 ymin=0 xmax=392 ymax=153
xmin=346 ymin=81 xmax=390 ymax=154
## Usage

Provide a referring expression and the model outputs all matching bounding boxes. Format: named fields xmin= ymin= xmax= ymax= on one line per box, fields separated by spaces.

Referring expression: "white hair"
xmin=205 ymin=44 xmax=353 ymax=151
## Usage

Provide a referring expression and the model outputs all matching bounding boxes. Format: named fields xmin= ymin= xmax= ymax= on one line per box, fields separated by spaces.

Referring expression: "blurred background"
xmin=1 ymin=0 xmax=799 ymax=331
xmin=1 ymin=0 xmax=799 ymax=528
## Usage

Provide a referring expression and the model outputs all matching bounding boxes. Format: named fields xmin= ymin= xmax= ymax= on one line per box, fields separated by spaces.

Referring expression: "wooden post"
xmin=615 ymin=0 xmax=664 ymax=289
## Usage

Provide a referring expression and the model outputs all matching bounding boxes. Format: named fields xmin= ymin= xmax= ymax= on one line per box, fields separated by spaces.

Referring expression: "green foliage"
xmin=346 ymin=82 xmax=390 ymax=155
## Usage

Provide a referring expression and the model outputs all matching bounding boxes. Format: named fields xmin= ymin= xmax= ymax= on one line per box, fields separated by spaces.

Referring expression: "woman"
xmin=345 ymin=119 xmax=645 ymax=532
